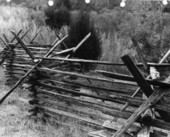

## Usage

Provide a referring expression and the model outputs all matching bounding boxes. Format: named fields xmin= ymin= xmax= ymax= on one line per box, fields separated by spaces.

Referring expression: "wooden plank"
xmin=113 ymin=87 xmax=169 ymax=137
xmin=95 ymin=70 xmax=134 ymax=81
xmin=3 ymin=62 xmax=32 ymax=68
xmin=36 ymin=90 xmax=134 ymax=117
xmin=54 ymin=79 xmax=137 ymax=95
xmin=12 ymin=50 xmax=47 ymax=54
xmin=5 ymin=67 xmax=28 ymax=72
xmin=51 ymin=47 xmax=74 ymax=55
xmin=40 ymin=67 xmax=137 ymax=86
xmin=11 ymin=47 xmax=74 ymax=57
xmin=9 ymin=43 xmax=52 ymax=48
xmin=95 ymin=70 xmax=170 ymax=87
xmin=5 ymin=60 xmax=34 ymax=65
xmin=36 ymin=57 xmax=170 ymax=67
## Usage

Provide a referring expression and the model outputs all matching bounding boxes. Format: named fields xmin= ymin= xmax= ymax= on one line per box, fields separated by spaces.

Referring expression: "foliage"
xmin=2 ymin=0 xmax=170 ymax=68
xmin=0 ymin=4 xmax=56 ymax=48
xmin=30 ymin=9 xmax=46 ymax=26
xmin=118 ymin=1 xmax=170 ymax=62
xmin=0 ymin=5 xmax=30 ymax=40
xmin=91 ymin=8 xmax=122 ymax=34
xmin=26 ymin=22 xmax=56 ymax=45
xmin=98 ymin=32 xmax=136 ymax=74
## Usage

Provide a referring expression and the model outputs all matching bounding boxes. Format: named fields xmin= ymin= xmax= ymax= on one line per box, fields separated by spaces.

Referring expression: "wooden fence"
xmin=1 ymin=29 xmax=170 ymax=137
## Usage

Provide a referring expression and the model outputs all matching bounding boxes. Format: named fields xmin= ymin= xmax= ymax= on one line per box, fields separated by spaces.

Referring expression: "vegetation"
xmin=0 ymin=5 xmax=29 ymax=38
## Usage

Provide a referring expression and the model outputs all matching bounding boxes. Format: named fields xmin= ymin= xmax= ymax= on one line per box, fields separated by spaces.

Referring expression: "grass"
xmin=0 ymin=4 xmax=56 ymax=47
xmin=23 ymin=23 xmax=57 ymax=45
xmin=0 ymin=5 xmax=29 ymax=39
xmin=97 ymin=32 xmax=137 ymax=74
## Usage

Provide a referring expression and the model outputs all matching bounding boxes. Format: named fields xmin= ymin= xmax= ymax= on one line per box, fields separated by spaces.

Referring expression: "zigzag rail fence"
xmin=1 ymin=29 xmax=170 ymax=137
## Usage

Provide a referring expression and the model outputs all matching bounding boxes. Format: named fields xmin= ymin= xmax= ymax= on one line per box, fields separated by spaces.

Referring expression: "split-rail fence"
xmin=1 ymin=29 xmax=170 ymax=137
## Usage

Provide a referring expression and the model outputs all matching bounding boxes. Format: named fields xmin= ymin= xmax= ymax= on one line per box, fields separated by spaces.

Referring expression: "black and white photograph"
xmin=0 ymin=0 xmax=170 ymax=136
